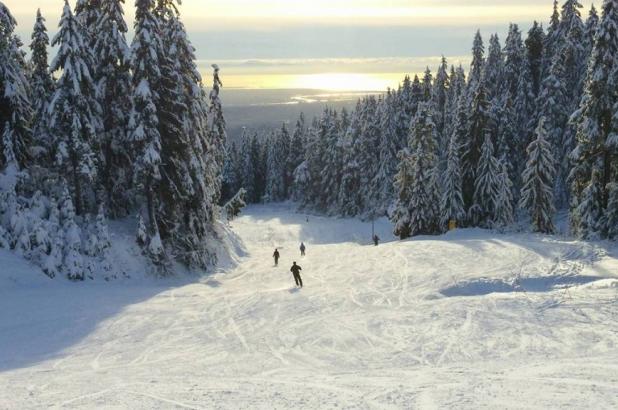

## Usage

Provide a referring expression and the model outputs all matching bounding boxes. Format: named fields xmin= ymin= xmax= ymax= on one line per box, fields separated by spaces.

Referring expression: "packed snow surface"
xmin=1 ymin=204 xmax=617 ymax=409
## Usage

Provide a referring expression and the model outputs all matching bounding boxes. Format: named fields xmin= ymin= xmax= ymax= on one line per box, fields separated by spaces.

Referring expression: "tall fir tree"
xmin=503 ymin=24 xmax=525 ymax=100
xmin=468 ymin=30 xmax=485 ymax=93
xmin=287 ymin=113 xmax=306 ymax=195
xmin=94 ymin=0 xmax=133 ymax=216
xmin=29 ymin=9 xmax=55 ymax=167
xmin=537 ymin=51 xmax=570 ymax=208
xmin=559 ymin=0 xmax=587 ymax=105
xmin=264 ymin=132 xmax=286 ymax=202
xmin=462 ymin=81 xmax=491 ymax=210
xmin=575 ymin=169 xmax=606 ymax=239
xmin=432 ymin=57 xmax=450 ymax=151
xmin=321 ymin=111 xmax=343 ymax=213
xmin=470 ymin=133 xmax=501 ymax=227
xmin=520 ymin=118 xmax=557 ymax=233
xmin=357 ymin=97 xmax=380 ymax=213
xmin=129 ymin=0 xmax=165 ymax=265
xmin=494 ymin=158 xmax=515 ymax=228
xmin=391 ymin=103 xmax=440 ymax=238
xmin=338 ymin=105 xmax=362 ymax=216
xmin=166 ymin=18 xmax=221 ymax=269
xmin=49 ymin=1 xmax=101 ymax=216
xmin=585 ymin=4 xmax=600 ymax=54
xmin=571 ymin=0 xmax=618 ymax=239
xmin=483 ymin=34 xmax=504 ymax=100
xmin=276 ymin=122 xmax=292 ymax=198
xmin=440 ymin=98 xmax=466 ymax=229
xmin=0 ymin=3 xmax=32 ymax=171
xmin=526 ymin=21 xmax=546 ymax=96
xmin=371 ymin=91 xmax=399 ymax=215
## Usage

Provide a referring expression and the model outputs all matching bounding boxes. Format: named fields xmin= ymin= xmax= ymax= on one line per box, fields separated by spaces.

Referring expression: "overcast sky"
xmin=7 ymin=0 xmax=596 ymax=89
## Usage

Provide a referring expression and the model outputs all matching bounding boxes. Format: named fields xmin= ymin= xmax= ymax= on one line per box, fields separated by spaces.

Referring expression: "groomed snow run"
xmin=1 ymin=203 xmax=617 ymax=409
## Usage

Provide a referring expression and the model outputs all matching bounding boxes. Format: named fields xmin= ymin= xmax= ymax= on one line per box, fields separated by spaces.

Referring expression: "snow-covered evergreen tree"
xmin=287 ymin=113 xmax=306 ymax=195
xmin=503 ymin=24 xmax=525 ymax=100
xmin=537 ymin=52 xmax=570 ymax=208
xmin=276 ymin=123 xmax=292 ymax=198
xmin=520 ymin=118 xmax=557 ymax=233
xmin=29 ymin=9 xmax=55 ymax=167
xmin=94 ymin=0 xmax=133 ymax=216
xmin=571 ymin=0 xmax=618 ymax=239
xmin=526 ymin=21 xmax=546 ymax=96
xmin=357 ymin=97 xmax=380 ymax=213
xmin=575 ymin=169 xmax=606 ymax=239
xmin=494 ymin=158 xmax=515 ymax=228
xmin=483 ymin=34 xmax=504 ymax=100
xmin=391 ymin=103 xmax=440 ymax=238
xmin=49 ymin=1 xmax=101 ymax=216
xmin=513 ymin=57 xmax=537 ymax=183
xmin=264 ymin=132 xmax=286 ymax=202
xmin=338 ymin=105 xmax=362 ymax=216
xmin=440 ymin=99 xmax=466 ymax=229
xmin=471 ymin=133 xmax=501 ymax=227
xmin=160 ymin=16 xmax=221 ymax=269
xmin=370 ymin=92 xmax=399 ymax=215
xmin=444 ymin=65 xmax=466 ymax=143
xmin=391 ymin=149 xmax=413 ymax=239
xmin=585 ymin=4 xmax=600 ymax=53
xmin=432 ymin=57 xmax=450 ymax=138
xmin=468 ymin=30 xmax=485 ymax=93
xmin=545 ymin=0 xmax=562 ymax=66
xmin=60 ymin=190 xmax=84 ymax=281
xmin=559 ymin=0 xmax=587 ymax=104
xmin=75 ymin=0 xmax=101 ymax=36
xmin=421 ymin=68 xmax=433 ymax=102
xmin=207 ymin=63 xmax=226 ymax=205
xmin=462 ymin=81 xmax=491 ymax=209
xmin=129 ymin=0 xmax=166 ymax=268
xmin=0 ymin=3 xmax=32 ymax=171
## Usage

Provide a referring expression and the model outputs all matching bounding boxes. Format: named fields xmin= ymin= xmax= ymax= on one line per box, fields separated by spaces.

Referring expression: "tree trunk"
xmin=71 ymin=155 xmax=83 ymax=216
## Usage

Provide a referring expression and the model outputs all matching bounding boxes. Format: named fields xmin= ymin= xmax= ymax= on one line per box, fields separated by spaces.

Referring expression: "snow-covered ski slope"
xmin=1 ymin=203 xmax=617 ymax=409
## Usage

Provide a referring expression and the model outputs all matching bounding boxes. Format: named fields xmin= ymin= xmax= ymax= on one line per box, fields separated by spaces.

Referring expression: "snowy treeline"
xmin=224 ymin=0 xmax=618 ymax=240
xmin=0 ymin=0 xmax=225 ymax=278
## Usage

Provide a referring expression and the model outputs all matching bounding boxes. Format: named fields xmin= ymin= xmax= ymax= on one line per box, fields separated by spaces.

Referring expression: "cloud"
xmin=199 ymin=57 xmax=471 ymax=74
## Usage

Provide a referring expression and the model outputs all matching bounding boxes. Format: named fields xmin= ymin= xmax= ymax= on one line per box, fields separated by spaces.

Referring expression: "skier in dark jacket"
xmin=300 ymin=242 xmax=306 ymax=256
xmin=273 ymin=249 xmax=280 ymax=266
xmin=373 ymin=234 xmax=380 ymax=246
xmin=290 ymin=262 xmax=303 ymax=288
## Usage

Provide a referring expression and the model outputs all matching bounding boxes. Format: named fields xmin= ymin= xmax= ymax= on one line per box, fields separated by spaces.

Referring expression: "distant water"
xmin=221 ymin=88 xmax=383 ymax=141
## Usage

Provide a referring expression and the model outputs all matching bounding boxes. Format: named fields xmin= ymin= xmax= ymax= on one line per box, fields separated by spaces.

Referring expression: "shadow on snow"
xmin=440 ymin=274 xmax=609 ymax=298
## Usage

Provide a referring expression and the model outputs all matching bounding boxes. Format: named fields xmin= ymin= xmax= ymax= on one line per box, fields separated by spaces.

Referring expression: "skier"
xmin=300 ymin=242 xmax=306 ymax=256
xmin=290 ymin=262 xmax=303 ymax=288
xmin=273 ymin=248 xmax=280 ymax=266
xmin=373 ymin=234 xmax=380 ymax=246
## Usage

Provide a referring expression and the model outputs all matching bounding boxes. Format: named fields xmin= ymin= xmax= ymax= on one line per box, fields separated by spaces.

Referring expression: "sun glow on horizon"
xmin=218 ymin=73 xmax=406 ymax=91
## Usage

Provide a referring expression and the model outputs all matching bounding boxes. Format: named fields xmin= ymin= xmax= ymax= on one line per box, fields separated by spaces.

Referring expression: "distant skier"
xmin=290 ymin=262 xmax=303 ymax=288
xmin=273 ymin=248 xmax=280 ymax=266
xmin=300 ymin=242 xmax=306 ymax=256
xmin=373 ymin=234 xmax=380 ymax=246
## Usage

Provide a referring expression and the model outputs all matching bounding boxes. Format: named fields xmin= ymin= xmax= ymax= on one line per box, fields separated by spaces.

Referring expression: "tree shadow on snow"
xmin=440 ymin=274 xmax=610 ymax=298
xmin=0 ymin=279 xmax=193 ymax=372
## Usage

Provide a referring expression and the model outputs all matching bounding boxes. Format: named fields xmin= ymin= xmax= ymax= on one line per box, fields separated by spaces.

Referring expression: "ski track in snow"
xmin=1 ymin=203 xmax=618 ymax=409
